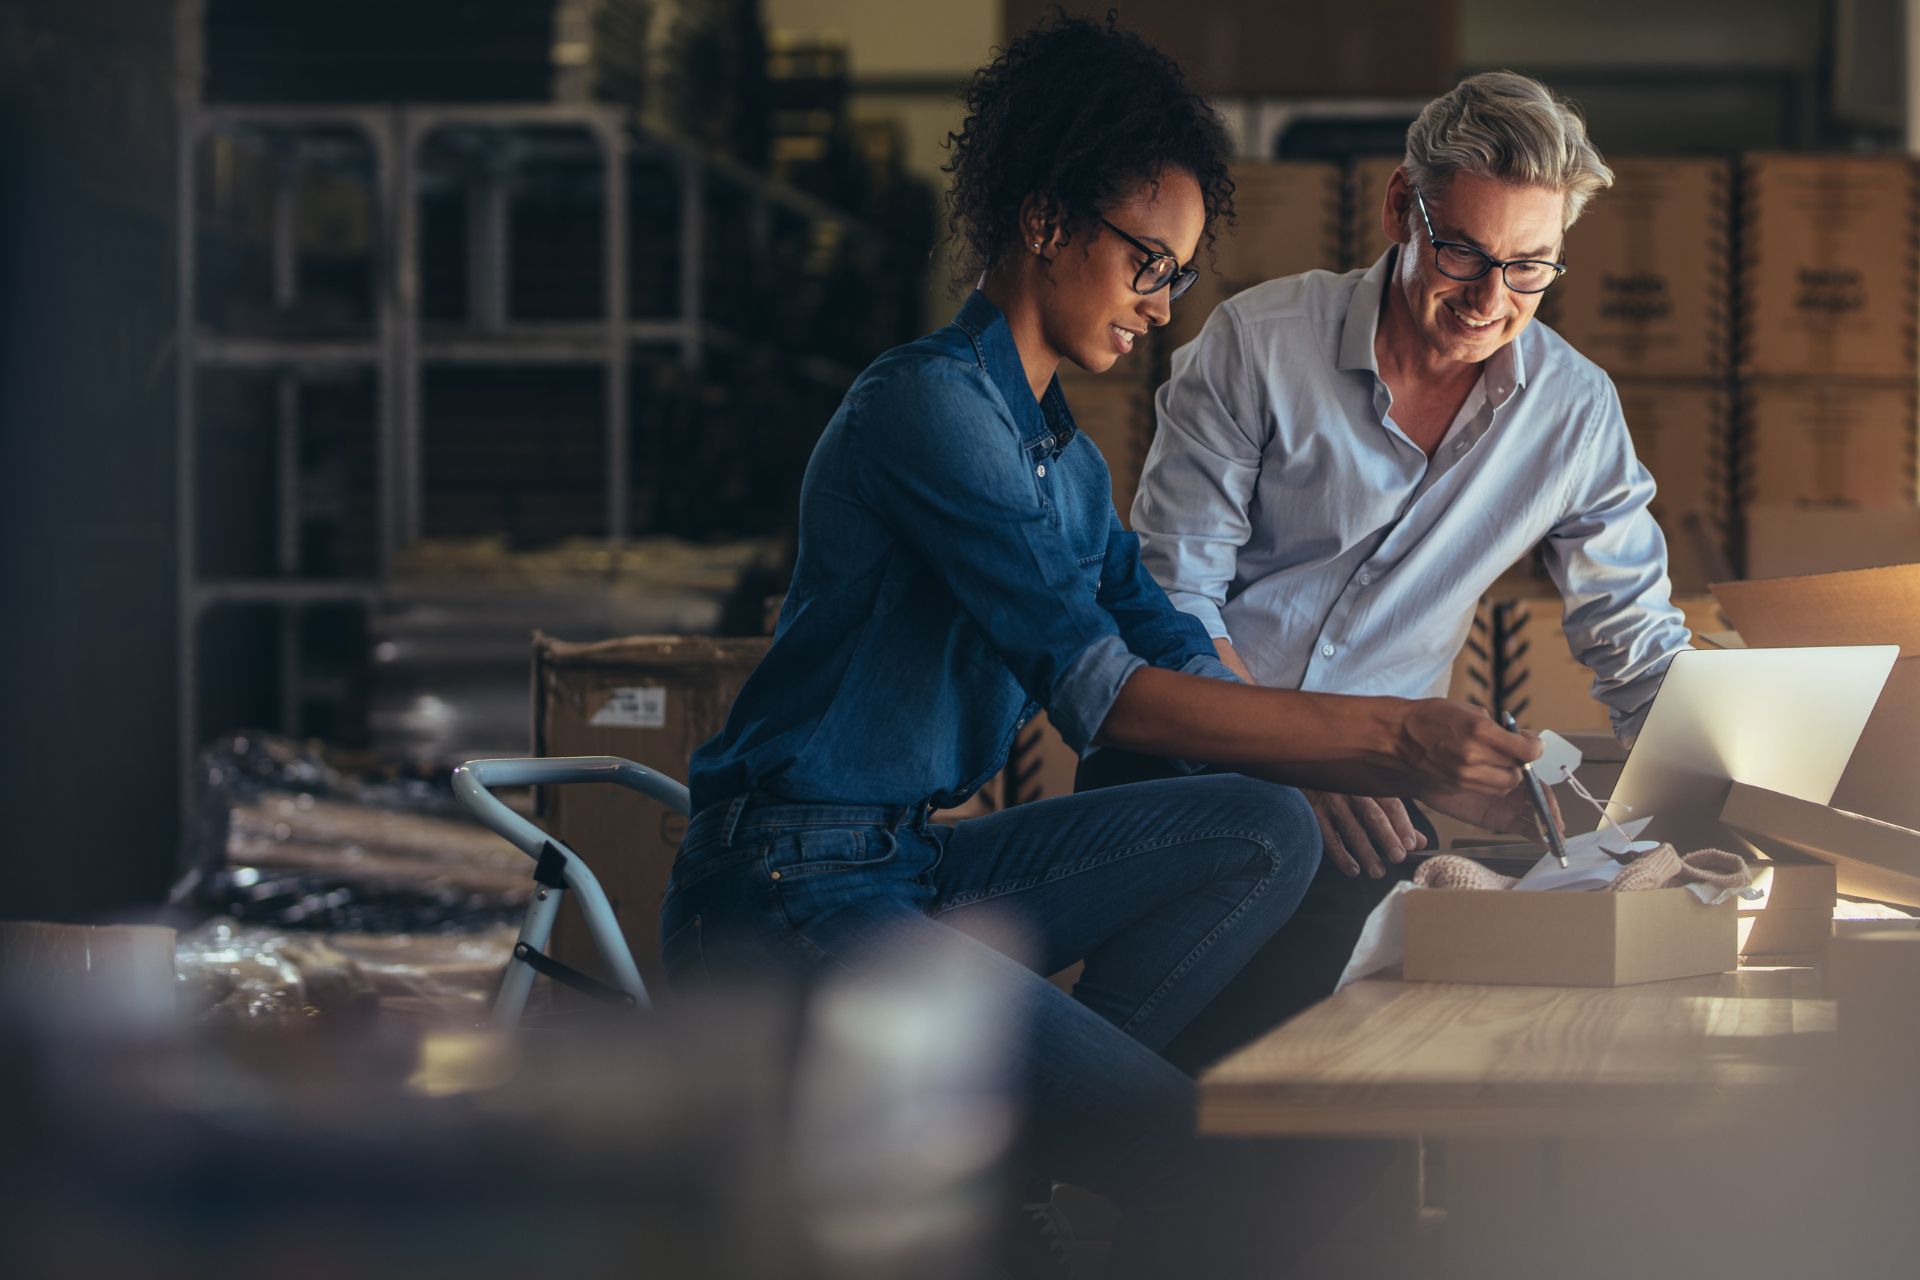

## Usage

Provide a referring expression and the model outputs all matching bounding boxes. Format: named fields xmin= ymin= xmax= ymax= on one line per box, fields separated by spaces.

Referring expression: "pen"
xmin=1501 ymin=711 xmax=1569 ymax=868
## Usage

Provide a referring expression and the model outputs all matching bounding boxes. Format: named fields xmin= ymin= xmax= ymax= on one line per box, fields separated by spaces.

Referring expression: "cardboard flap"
xmin=1711 ymin=566 xmax=1920 ymax=830
xmin=1721 ymin=781 xmax=1920 ymax=910
xmin=1712 ymin=564 xmax=1920 ymax=651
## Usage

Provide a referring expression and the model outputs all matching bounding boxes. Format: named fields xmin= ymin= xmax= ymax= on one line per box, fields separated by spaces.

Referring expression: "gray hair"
xmin=1403 ymin=71 xmax=1614 ymax=229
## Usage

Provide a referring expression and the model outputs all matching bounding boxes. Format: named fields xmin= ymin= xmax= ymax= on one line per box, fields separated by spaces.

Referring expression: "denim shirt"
xmin=688 ymin=291 xmax=1235 ymax=814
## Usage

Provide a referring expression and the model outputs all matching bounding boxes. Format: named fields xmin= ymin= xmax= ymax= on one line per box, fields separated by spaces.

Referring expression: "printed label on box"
xmin=590 ymin=687 xmax=668 ymax=729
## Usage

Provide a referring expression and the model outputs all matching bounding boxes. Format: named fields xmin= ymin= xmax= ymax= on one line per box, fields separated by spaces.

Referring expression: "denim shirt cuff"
xmin=1165 ymin=590 xmax=1231 ymax=640
xmin=1178 ymin=652 xmax=1242 ymax=685
xmin=1049 ymin=634 xmax=1147 ymax=755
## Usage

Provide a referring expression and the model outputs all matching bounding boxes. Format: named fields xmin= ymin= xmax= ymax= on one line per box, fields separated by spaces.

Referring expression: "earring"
xmin=1032 ymin=240 xmax=1042 ymax=251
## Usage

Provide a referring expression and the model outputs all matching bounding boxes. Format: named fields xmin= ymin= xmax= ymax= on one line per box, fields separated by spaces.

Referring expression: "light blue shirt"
xmin=1135 ymin=250 xmax=1690 ymax=742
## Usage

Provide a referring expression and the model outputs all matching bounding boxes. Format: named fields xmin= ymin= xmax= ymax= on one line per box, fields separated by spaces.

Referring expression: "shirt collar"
xmin=1339 ymin=247 xmax=1532 ymax=399
xmin=951 ymin=289 xmax=1076 ymax=447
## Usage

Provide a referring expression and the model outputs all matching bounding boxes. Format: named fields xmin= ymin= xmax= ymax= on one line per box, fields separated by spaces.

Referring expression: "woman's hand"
xmin=1393 ymin=700 xmax=1540 ymax=796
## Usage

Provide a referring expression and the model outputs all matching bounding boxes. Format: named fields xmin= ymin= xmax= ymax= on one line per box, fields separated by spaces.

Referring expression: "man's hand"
xmin=1417 ymin=779 xmax=1565 ymax=842
xmin=1306 ymin=791 xmax=1426 ymax=879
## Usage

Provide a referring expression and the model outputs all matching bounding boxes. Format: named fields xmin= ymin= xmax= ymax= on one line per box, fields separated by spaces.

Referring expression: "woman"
xmin=661 ymin=14 xmax=1539 ymax=1275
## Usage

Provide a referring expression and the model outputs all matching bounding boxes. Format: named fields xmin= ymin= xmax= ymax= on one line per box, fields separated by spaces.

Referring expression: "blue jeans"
xmin=660 ymin=773 xmax=1319 ymax=1277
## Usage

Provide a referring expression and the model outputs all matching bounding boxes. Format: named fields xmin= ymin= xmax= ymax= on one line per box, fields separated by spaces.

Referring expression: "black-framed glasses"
xmin=1100 ymin=218 xmax=1199 ymax=300
xmin=1410 ymin=185 xmax=1566 ymax=294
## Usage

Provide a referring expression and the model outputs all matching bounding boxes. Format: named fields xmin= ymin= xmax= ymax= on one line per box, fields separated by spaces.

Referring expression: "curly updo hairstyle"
xmin=942 ymin=9 xmax=1236 ymax=291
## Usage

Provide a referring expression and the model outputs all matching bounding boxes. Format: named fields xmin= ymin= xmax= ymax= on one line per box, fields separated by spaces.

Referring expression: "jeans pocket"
xmin=772 ymin=825 xmax=899 ymax=879
xmin=661 ymin=913 xmax=708 ymax=990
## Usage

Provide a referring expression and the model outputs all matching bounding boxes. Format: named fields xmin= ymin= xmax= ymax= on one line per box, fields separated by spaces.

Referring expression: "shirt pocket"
xmin=769 ymin=826 xmax=899 ymax=879
xmin=1026 ymin=441 xmax=1061 ymax=527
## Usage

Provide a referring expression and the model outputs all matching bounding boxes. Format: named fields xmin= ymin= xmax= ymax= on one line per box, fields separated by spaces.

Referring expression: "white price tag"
xmin=1530 ymin=729 xmax=1583 ymax=787
xmin=590 ymin=687 xmax=668 ymax=729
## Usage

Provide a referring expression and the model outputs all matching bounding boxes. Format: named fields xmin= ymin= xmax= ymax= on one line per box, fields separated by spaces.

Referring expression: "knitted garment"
xmin=1413 ymin=845 xmax=1756 ymax=893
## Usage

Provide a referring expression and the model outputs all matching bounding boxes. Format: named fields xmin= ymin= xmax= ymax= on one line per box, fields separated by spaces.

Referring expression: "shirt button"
xmin=1357 ymin=571 xmax=1372 ymax=586
xmin=1321 ymin=643 xmax=1337 ymax=658
xmin=1043 ymin=436 xmax=1056 ymax=449
xmin=1036 ymin=463 xmax=1047 ymax=478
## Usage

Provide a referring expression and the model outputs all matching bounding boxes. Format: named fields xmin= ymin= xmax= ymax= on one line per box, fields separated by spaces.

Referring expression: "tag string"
xmin=1565 ymin=772 xmax=1634 ymax=841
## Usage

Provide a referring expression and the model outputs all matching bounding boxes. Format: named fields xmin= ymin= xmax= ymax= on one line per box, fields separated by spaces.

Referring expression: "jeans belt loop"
xmin=719 ymin=793 xmax=751 ymax=848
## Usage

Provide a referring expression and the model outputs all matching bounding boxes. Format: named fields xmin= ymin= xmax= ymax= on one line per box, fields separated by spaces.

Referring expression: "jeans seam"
xmin=1116 ymin=836 xmax=1284 ymax=1039
xmin=928 ymin=825 xmax=1278 ymax=914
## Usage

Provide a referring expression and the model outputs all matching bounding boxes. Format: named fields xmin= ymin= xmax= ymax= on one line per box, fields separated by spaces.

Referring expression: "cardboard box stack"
xmin=1617 ymin=380 xmax=1736 ymax=592
xmin=1543 ymin=159 xmax=1737 ymax=590
xmin=1166 ymin=160 xmax=1343 ymax=354
xmin=1347 ymin=154 xmax=1402 ymax=270
xmin=1056 ymin=361 xmax=1155 ymax=530
xmin=533 ymin=633 xmax=769 ymax=993
xmin=1544 ymin=158 xmax=1733 ymax=379
xmin=1738 ymin=154 xmax=1920 ymax=578
xmin=1437 ymin=159 xmax=1732 ymax=594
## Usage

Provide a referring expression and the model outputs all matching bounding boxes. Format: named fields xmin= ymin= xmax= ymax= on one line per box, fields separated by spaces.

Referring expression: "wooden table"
xmin=1199 ymin=963 xmax=1832 ymax=1140
xmin=1197 ymin=965 xmax=1847 ymax=1279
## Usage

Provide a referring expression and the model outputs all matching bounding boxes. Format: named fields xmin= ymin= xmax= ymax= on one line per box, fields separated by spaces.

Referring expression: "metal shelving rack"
xmin=176 ymin=98 xmax=878 ymax=835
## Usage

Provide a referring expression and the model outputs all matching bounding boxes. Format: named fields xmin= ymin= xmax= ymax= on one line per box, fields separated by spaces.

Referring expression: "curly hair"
xmin=942 ymin=9 xmax=1235 ymax=291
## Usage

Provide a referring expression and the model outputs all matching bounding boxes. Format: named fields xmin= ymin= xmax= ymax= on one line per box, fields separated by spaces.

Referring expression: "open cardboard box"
xmin=1403 ymin=888 xmax=1737 ymax=986
xmin=1706 ymin=564 xmax=1920 ymax=911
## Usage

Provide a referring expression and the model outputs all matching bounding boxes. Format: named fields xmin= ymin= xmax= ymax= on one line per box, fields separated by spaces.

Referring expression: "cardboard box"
xmin=1735 ymin=851 xmax=1838 ymax=957
xmin=533 ymin=633 xmax=769 ymax=992
xmin=1348 ymin=155 xmax=1402 ymax=270
xmin=1402 ymin=887 xmax=1737 ymax=986
xmin=1743 ymin=503 xmax=1920 ymax=579
xmin=1738 ymin=154 xmax=1920 ymax=379
xmin=1056 ymin=367 xmax=1153 ymax=527
xmin=1167 ymin=160 xmax=1343 ymax=352
xmin=1617 ymin=378 xmax=1735 ymax=591
xmin=1740 ymin=380 xmax=1918 ymax=508
xmin=1711 ymin=564 xmax=1920 ymax=833
xmin=1543 ymin=158 xmax=1732 ymax=378
xmin=1721 ymin=781 xmax=1920 ymax=911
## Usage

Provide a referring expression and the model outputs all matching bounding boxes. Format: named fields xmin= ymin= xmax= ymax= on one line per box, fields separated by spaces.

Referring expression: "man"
xmin=1081 ymin=71 xmax=1692 ymax=1067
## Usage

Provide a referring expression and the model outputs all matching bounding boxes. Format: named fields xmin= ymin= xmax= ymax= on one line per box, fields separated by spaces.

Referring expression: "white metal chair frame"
xmin=451 ymin=755 xmax=690 ymax=1026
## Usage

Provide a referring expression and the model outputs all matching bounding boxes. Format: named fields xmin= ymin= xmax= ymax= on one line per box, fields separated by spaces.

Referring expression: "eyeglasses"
xmin=1410 ymin=185 xmax=1566 ymax=295
xmin=1099 ymin=218 xmax=1200 ymax=300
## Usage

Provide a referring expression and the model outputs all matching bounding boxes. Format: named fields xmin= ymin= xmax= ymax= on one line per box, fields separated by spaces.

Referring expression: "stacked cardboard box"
xmin=1346 ymin=155 xmax=1402 ymax=270
xmin=1739 ymin=380 xmax=1918 ymax=509
xmin=1738 ymin=154 xmax=1920 ymax=577
xmin=1547 ymin=160 xmax=1737 ymax=590
xmin=1056 ymin=363 xmax=1155 ymax=530
xmin=1166 ymin=160 xmax=1344 ymax=354
xmin=533 ymin=633 xmax=769 ymax=993
xmin=1617 ymin=380 xmax=1737 ymax=592
xmin=1545 ymin=158 xmax=1733 ymax=379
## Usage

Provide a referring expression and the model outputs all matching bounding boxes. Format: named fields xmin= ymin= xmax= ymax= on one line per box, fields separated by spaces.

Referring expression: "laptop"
xmin=1604 ymin=645 xmax=1899 ymax=849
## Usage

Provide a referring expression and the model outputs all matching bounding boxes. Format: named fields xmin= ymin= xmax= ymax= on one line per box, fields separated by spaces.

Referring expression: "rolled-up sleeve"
xmin=1542 ymin=379 xmax=1693 ymax=743
xmin=851 ymin=365 xmax=1141 ymax=752
xmin=1133 ymin=302 xmax=1268 ymax=640
xmin=1097 ymin=511 xmax=1240 ymax=678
